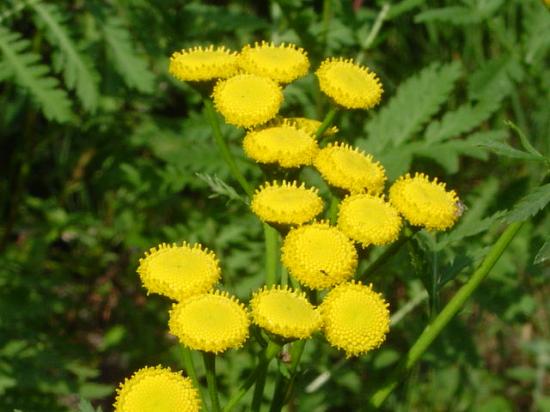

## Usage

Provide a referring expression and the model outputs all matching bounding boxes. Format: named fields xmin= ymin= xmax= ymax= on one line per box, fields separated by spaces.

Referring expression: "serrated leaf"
xmin=505 ymin=184 xmax=550 ymax=223
xmin=30 ymin=2 xmax=99 ymax=112
xmin=476 ymin=137 xmax=544 ymax=161
xmin=195 ymin=173 xmax=246 ymax=204
xmin=0 ymin=26 xmax=72 ymax=122
xmin=534 ymin=240 xmax=550 ymax=264
xmin=415 ymin=6 xmax=476 ymax=24
xmin=468 ymin=57 xmax=523 ymax=101
xmin=78 ymin=399 xmax=101 ymax=412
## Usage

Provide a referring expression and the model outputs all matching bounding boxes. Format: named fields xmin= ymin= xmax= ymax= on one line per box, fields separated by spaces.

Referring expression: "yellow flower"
xmin=243 ymin=121 xmax=319 ymax=168
xmin=251 ymin=180 xmax=324 ymax=225
xmin=239 ymin=41 xmax=309 ymax=83
xmin=137 ymin=242 xmax=220 ymax=301
xmin=169 ymin=45 xmax=238 ymax=82
xmin=169 ymin=290 xmax=250 ymax=354
xmin=114 ymin=366 xmax=200 ymax=412
xmin=281 ymin=221 xmax=357 ymax=290
xmin=389 ymin=173 xmax=460 ymax=231
xmin=338 ymin=194 xmax=402 ymax=247
xmin=250 ymin=285 xmax=322 ymax=340
xmin=286 ymin=117 xmax=339 ymax=137
xmin=314 ymin=142 xmax=386 ymax=194
xmin=321 ymin=281 xmax=390 ymax=358
xmin=212 ymin=74 xmax=283 ymax=128
xmin=316 ymin=57 xmax=383 ymax=109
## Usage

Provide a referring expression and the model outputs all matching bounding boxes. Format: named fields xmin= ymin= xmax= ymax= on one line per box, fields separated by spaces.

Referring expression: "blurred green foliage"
xmin=0 ymin=0 xmax=549 ymax=411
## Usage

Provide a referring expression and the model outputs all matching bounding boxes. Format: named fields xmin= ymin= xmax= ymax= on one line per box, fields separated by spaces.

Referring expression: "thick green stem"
xmin=315 ymin=107 xmax=338 ymax=139
xmin=251 ymin=341 xmax=281 ymax=411
xmin=264 ymin=224 xmax=279 ymax=286
xmin=203 ymin=99 xmax=253 ymax=197
xmin=180 ymin=346 xmax=208 ymax=411
xmin=328 ymin=192 xmax=339 ymax=224
xmin=269 ymin=340 xmax=307 ymax=412
xmin=203 ymin=352 xmax=221 ymax=412
xmin=368 ymin=221 xmax=524 ymax=408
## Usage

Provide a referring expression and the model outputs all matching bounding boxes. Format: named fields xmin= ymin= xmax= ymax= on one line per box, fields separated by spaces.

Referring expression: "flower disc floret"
xmin=114 ymin=366 xmax=200 ymax=412
xmin=239 ymin=42 xmax=309 ymax=83
xmin=282 ymin=222 xmax=358 ymax=290
xmin=251 ymin=181 xmax=324 ymax=225
xmin=212 ymin=74 xmax=283 ymax=128
xmin=137 ymin=242 xmax=220 ymax=301
xmin=321 ymin=281 xmax=390 ymax=358
xmin=287 ymin=117 xmax=339 ymax=137
xmin=314 ymin=142 xmax=386 ymax=194
xmin=243 ymin=122 xmax=319 ymax=168
xmin=250 ymin=285 xmax=322 ymax=339
xmin=169 ymin=291 xmax=250 ymax=353
xmin=389 ymin=173 xmax=460 ymax=231
xmin=169 ymin=45 xmax=238 ymax=82
xmin=338 ymin=194 xmax=402 ymax=247
xmin=316 ymin=58 xmax=383 ymax=109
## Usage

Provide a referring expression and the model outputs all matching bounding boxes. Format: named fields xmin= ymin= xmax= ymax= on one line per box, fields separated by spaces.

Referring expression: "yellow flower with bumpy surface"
xmin=282 ymin=222 xmax=358 ymax=290
xmin=316 ymin=58 xmax=383 ymax=109
xmin=212 ymin=74 xmax=283 ymax=128
xmin=314 ymin=142 xmax=386 ymax=194
xmin=321 ymin=281 xmax=390 ymax=358
xmin=250 ymin=285 xmax=322 ymax=340
xmin=169 ymin=290 xmax=250 ymax=353
xmin=338 ymin=194 xmax=402 ymax=247
xmin=251 ymin=181 xmax=324 ymax=225
xmin=287 ymin=117 xmax=339 ymax=137
xmin=239 ymin=42 xmax=309 ymax=83
xmin=169 ymin=45 xmax=238 ymax=82
xmin=114 ymin=366 xmax=200 ymax=412
xmin=389 ymin=173 xmax=460 ymax=231
xmin=243 ymin=122 xmax=319 ymax=168
xmin=138 ymin=242 xmax=220 ymax=301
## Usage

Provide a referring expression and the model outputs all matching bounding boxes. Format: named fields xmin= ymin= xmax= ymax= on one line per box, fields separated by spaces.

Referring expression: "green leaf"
xmin=415 ymin=6 xmax=476 ymax=25
xmin=30 ymin=2 xmax=99 ymax=112
xmin=534 ymin=240 xmax=550 ymax=264
xmin=0 ymin=26 xmax=72 ymax=122
xmin=78 ymin=399 xmax=102 ymax=412
xmin=102 ymin=17 xmax=155 ymax=93
xmin=468 ymin=57 xmax=523 ymax=101
xmin=195 ymin=173 xmax=246 ymax=204
xmin=505 ymin=183 xmax=550 ymax=223
xmin=476 ymin=136 xmax=544 ymax=161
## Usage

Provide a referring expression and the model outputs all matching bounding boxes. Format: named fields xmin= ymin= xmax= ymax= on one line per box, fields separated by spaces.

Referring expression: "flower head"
xmin=239 ymin=42 xmax=309 ymax=83
xmin=314 ymin=142 xmax=386 ymax=194
xmin=137 ymin=242 xmax=220 ymax=301
xmin=286 ymin=117 xmax=339 ymax=137
xmin=316 ymin=58 xmax=382 ymax=109
xmin=243 ymin=121 xmax=319 ymax=168
xmin=114 ymin=366 xmax=200 ymax=412
xmin=169 ymin=45 xmax=238 ymax=82
xmin=251 ymin=181 xmax=324 ymax=225
xmin=281 ymin=222 xmax=357 ymax=290
xmin=321 ymin=281 xmax=390 ymax=358
xmin=338 ymin=194 xmax=402 ymax=247
xmin=389 ymin=173 xmax=460 ymax=231
xmin=169 ymin=290 xmax=250 ymax=353
xmin=250 ymin=285 xmax=322 ymax=340
xmin=212 ymin=74 xmax=283 ymax=128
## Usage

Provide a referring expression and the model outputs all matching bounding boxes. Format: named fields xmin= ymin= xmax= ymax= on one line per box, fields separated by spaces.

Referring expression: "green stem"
xmin=203 ymin=99 xmax=253 ymax=197
xmin=315 ymin=107 xmax=338 ymax=139
xmin=368 ymin=221 xmax=524 ymax=408
xmin=269 ymin=340 xmax=307 ymax=412
xmin=251 ymin=341 xmax=281 ymax=411
xmin=203 ymin=352 xmax=221 ymax=412
xmin=328 ymin=192 xmax=339 ymax=224
xmin=264 ymin=224 xmax=279 ymax=286
xmin=180 ymin=346 xmax=208 ymax=411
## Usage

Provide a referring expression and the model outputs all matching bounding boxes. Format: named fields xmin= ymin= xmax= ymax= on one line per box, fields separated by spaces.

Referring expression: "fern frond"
xmin=102 ymin=17 xmax=155 ymax=93
xmin=29 ymin=2 xmax=99 ymax=112
xmin=0 ymin=26 xmax=72 ymax=122
xmin=364 ymin=61 xmax=461 ymax=151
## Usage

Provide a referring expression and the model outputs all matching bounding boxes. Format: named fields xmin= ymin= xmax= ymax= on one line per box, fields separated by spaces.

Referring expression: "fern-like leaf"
xmin=102 ymin=17 xmax=155 ymax=93
xmin=467 ymin=57 xmax=523 ymax=101
xmin=505 ymin=183 xmax=550 ymax=223
xmin=0 ymin=26 xmax=72 ymax=122
xmin=30 ymin=2 xmax=99 ymax=112
xmin=364 ymin=61 xmax=461 ymax=152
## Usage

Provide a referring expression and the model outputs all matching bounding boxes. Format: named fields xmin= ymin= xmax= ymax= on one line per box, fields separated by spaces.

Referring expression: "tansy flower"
xmin=314 ymin=142 xmax=386 ymax=194
xmin=287 ymin=117 xmax=339 ymax=137
xmin=212 ymin=74 xmax=283 ymax=128
xmin=169 ymin=45 xmax=238 ymax=82
xmin=243 ymin=121 xmax=319 ymax=168
xmin=137 ymin=242 xmax=220 ymax=301
xmin=316 ymin=57 xmax=383 ymax=109
xmin=250 ymin=285 xmax=322 ymax=340
xmin=169 ymin=290 xmax=250 ymax=354
xmin=282 ymin=221 xmax=357 ymax=289
xmin=114 ymin=366 xmax=200 ymax=412
xmin=338 ymin=194 xmax=402 ymax=247
xmin=251 ymin=180 xmax=324 ymax=225
xmin=239 ymin=41 xmax=309 ymax=83
xmin=389 ymin=173 xmax=460 ymax=231
xmin=321 ymin=281 xmax=390 ymax=358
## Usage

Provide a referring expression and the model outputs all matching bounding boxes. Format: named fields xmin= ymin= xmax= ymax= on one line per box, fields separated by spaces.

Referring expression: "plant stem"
xmin=328 ymin=192 xmax=339 ymax=224
xmin=180 ymin=346 xmax=208 ymax=411
xmin=367 ymin=221 xmax=524 ymax=408
xmin=264 ymin=224 xmax=279 ymax=286
xmin=251 ymin=341 xmax=281 ymax=411
xmin=203 ymin=352 xmax=221 ymax=412
xmin=315 ymin=107 xmax=338 ymax=139
xmin=269 ymin=340 xmax=307 ymax=412
xmin=203 ymin=99 xmax=253 ymax=197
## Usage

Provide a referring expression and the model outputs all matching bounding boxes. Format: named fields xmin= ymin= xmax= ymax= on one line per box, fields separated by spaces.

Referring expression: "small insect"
xmin=455 ymin=201 xmax=467 ymax=217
